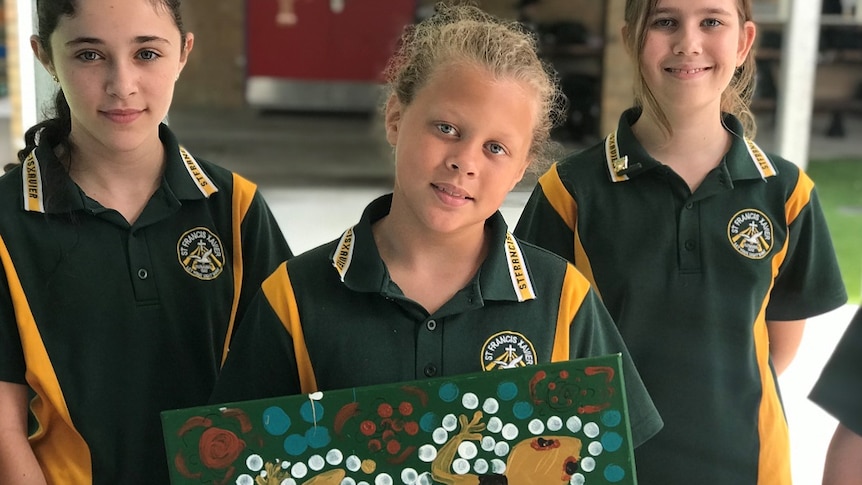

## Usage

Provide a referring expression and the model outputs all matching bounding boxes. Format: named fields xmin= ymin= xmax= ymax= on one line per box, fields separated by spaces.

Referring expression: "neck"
xmin=634 ymin=105 xmax=728 ymax=153
xmin=66 ymin=133 xmax=166 ymax=224
xmin=373 ymin=205 xmax=488 ymax=270
xmin=633 ymin=106 xmax=732 ymax=191
xmin=372 ymin=195 xmax=489 ymax=313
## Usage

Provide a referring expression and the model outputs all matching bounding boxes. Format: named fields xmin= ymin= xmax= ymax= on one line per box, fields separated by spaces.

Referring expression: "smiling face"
xmin=33 ymin=0 xmax=192 ymax=156
xmin=638 ymin=0 xmax=754 ymax=114
xmin=384 ymin=62 xmax=537 ymax=239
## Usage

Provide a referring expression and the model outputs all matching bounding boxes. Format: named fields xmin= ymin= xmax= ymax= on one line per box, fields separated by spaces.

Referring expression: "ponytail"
xmin=13 ymin=88 xmax=73 ymax=166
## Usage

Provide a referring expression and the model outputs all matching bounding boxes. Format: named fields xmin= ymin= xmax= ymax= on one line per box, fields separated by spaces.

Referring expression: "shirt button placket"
xmin=678 ymin=200 xmax=701 ymax=271
xmin=417 ymin=318 xmax=442 ymax=379
xmin=128 ymin=231 xmax=158 ymax=301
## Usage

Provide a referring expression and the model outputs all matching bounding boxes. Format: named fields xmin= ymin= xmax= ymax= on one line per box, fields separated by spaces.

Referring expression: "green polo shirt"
xmin=810 ymin=306 xmax=862 ymax=435
xmin=515 ymin=108 xmax=848 ymax=484
xmin=212 ymin=194 xmax=663 ymax=447
xmin=0 ymin=124 xmax=292 ymax=485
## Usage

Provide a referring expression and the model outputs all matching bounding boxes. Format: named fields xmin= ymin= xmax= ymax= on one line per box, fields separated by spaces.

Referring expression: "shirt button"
xmin=426 ymin=319 xmax=437 ymax=331
xmin=685 ymin=202 xmax=694 ymax=209
xmin=137 ymin=268 xmax=149 ymax=279
xmin=684 ymin=240 xmax=696 ymax=251
xmin=424 ymin=364 xmax=437 ymax=377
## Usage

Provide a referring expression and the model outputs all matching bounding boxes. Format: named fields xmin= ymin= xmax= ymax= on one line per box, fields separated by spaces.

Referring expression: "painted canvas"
xmin=161 ymin=353 xmax=637 ymax=485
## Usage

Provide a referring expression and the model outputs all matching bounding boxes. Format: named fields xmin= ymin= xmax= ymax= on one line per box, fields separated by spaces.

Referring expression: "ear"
xmin=177 ymin=32 xmax=195 ymax=77
xmin=508 ymin=158 xmax=531 ymax=192
xmin=30 ymin=35 xmax=55 ymax=78
xmin=620 ymin=24 xmax=633 ymax=58
xmin=384 ymin=94 xmax=403 ymax=147
xmin=737 ymin=20 xmax=756 ymax=66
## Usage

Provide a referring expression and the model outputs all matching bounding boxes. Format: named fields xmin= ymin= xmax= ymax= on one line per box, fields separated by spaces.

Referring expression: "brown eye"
xmin=77 ymin=51 xmax=101 ymax=61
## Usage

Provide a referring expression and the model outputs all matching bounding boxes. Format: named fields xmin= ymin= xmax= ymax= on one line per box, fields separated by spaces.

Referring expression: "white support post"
xmin=14 ymin=0 xmax=36 ymax=148
xmin=775 ymin=0 xmax=823 ymax=169
xmin=12 ymin=0 xmax=54 ymax=151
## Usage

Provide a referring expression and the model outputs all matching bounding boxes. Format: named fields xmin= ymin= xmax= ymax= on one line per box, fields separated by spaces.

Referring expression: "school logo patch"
xmin=177 ymin=227 xmax=225 ymax=280
xmin=727 ymin=209 xmax=773 ymax=260
xmin=482 ymin=332 xmax=536 ymax=371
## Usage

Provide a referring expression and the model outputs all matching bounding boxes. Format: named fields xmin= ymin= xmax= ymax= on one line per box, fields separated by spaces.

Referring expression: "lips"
xmin=432 ymin=183 xmax=473 ymax=200
xmin=665 ymin=67 xmax=711 ymax=74
xmin=100 ymin=108 xmax=144 ymax=123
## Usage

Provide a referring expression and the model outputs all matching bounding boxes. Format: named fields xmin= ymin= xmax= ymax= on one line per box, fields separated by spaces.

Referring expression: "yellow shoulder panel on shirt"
xmin=551 ymin=265 xmax=592 ymax=362
xmin=0 ymin=235 xmax=91 ymax=483
xmin=220 ymin=173 xmax=259 ymax=366
xmin=785 ymin=170 xmax=815 ymax=227
xmin=537 ymin=164 xmax=578 ymax=232
xmin=573 ymin=224 xmax=600 ymax=298
xmin=753 ymin=234 xmax=792 ymax=482
xmin=261 ymin=263 xmax=319 ymax=394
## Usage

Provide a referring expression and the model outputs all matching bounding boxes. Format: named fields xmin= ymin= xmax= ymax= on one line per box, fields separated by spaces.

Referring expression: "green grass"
xmin=807 ymin=159 xmax=862 ymax=304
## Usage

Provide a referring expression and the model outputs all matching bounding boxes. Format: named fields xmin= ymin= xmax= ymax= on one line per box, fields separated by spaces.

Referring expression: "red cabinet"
xmin=246 ymin=0 xmax=415 ymax=111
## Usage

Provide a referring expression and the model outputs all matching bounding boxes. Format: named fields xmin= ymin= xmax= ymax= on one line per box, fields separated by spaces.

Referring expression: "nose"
xmin=673 ymin=24 xmax=702 ymax=56
xmin=106 ymin=60 xmax=137 ymax=99
xmin=448 ymin=155 xmax=478 ymax=177
xmin=447 ymin=141 xmax=481 ymax=176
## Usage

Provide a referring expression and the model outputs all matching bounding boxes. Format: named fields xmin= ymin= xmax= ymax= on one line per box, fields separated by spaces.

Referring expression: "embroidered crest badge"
xmin=178 ymin=227 xmax=225 ymax=280
xmin=727 ymin=209 xmax=773 ymax=260
xmin=482 ymin=332 xmax=536 ymax=371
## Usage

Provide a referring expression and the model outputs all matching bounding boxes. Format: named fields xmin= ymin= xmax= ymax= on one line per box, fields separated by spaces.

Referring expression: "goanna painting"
xmin=161 ymin=353 xmax=636 ymax=485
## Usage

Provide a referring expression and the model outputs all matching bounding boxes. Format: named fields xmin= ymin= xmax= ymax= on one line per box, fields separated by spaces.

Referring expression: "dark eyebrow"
xmin=652 ymin=7 xmax=734 ymax=16
xmin=65 ymin=35 xmax=172 ymax=47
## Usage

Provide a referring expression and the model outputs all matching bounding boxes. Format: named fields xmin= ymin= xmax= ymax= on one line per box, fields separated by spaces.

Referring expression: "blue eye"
xmin=486 ymin=143 xmax=506 ymax=155
xmin=702 ymin=18 xmax=722 ymax=27
xmin=437 ymin=123 xmax=457 ymax=136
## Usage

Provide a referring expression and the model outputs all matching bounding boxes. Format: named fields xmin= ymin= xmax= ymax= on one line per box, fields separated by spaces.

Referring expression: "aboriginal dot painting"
xmin=161 ymin=353 xmax=636 ymax=485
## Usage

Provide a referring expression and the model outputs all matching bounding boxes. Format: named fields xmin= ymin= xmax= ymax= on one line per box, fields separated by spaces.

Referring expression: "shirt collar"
xmin=603 ymin=108 xmax=778 ymax=183
xmin=21 ymin=123 xmax=219 ymax=214
xmin=330 ymin=193 xmax=537 ymax=303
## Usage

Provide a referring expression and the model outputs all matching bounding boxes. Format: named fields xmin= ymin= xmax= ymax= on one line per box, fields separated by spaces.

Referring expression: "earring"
xmin=52 ymin=74 xmax=58 ymax=83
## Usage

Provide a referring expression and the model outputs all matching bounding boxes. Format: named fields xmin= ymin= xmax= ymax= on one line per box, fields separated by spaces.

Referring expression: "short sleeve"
xmin=235 ymin=181 xmax=294 ymax=329
xmin=766 ymin=178 xmax=847 ymax=320
xmin=569 ymin=288 xmax=664 ymax=447
xmin=211 ymin=265 xmax=304 ymax=405
xmin=810 ymin=307 xmax=862 ymax=435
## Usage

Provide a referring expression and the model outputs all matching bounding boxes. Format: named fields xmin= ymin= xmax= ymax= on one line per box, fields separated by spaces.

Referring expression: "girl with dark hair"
xmin=0 ymin=1 xmax=292 ymax=483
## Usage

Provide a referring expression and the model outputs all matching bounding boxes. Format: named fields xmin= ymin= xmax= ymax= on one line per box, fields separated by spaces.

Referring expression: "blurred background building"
xmin=1 ymin=0 xmax=860 ymax=159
